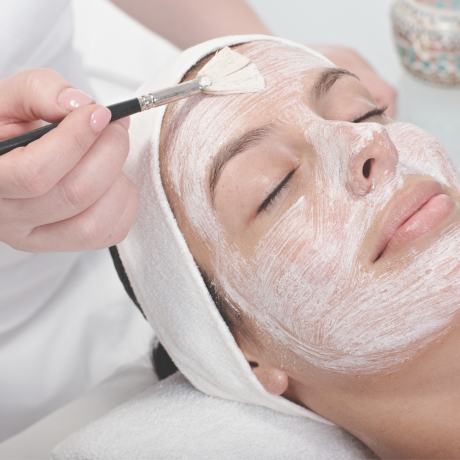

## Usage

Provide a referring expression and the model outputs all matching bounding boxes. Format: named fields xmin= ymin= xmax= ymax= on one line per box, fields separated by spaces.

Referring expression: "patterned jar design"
xmin=392 ymin=0 xmax=460 ymax=85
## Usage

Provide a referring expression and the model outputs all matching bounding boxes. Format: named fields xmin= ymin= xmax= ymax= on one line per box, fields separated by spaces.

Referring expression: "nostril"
xmin=363 ymin=158 xmax=374 ymax=179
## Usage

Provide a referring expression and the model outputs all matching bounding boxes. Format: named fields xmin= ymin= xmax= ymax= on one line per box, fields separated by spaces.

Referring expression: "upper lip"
xmin=372 ymin=180 xmax=444 ymax=262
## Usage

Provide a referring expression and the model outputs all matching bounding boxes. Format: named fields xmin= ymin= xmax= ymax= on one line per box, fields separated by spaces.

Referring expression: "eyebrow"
xmin=208 ymin=69 xmax=359 ymax=199
xmin=312 ymin=68 xmax=359 ymax=101
xmin=209 ymin=123 xmax=278 ymax=200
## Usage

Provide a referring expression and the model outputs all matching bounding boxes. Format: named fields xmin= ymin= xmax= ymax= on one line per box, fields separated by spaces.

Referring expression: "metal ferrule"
xmin=137 ymin=76 xmax=212 ymax=111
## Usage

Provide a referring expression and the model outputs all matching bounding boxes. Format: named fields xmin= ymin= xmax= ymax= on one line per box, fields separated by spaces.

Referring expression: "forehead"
xmin=163 ymin=41 xmax=333 ymax=156
xmin=236 ymin=41 xmax=332 ymax=80
xmin=159 ymin=41 xmax=334 ymax=230
xmin=218 ymin=41 xmax=334 ymax=116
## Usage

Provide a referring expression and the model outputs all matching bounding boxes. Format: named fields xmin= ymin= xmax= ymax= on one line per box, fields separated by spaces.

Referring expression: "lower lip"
xmin=380 ymin=194 xmax=456 ymax=260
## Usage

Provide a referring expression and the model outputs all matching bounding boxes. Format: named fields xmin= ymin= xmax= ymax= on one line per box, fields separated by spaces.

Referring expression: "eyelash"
xmin=256 ymin=106 xmax=387 ymax=215
xmin=258 ymin=168 xmax=297 ymax=214
xmin=352 ymin=106 xmax=388 ymax=124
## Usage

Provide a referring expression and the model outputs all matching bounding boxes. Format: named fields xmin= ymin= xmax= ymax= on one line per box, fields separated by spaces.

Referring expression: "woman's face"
xmin=160 ymin=41 xmax=460 ymax=376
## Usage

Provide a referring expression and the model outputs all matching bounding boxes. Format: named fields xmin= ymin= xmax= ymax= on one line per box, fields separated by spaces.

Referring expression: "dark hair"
xmin=198 ymin=267 xmax=243 ymax=331
xmin=109 ymin=246 xmax=242 ymax=380
xmin=109 ymin=246 xmax=142 ymax=313
xmin=152 ymin=341 xmax=179 ymax=380
xmin=109 ymin=246 xmax=178 ymax=379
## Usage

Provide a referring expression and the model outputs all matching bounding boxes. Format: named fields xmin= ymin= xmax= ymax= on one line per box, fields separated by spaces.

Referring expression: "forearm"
xmin=110 ymin=0 xmax=271 ymax=49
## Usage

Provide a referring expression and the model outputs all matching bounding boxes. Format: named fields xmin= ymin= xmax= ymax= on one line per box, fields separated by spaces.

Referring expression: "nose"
xmin=346 ymin=124 xmax=398 ymax=196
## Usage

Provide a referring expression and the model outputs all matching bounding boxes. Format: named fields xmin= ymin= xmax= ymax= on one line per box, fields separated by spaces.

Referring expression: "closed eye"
xmin=257 ymin=168 xmax=297 ymax=214
xmin=353 ymin=106 xmax=387 ymax=124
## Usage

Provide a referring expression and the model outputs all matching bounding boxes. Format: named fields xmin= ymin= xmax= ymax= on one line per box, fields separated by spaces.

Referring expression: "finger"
xmin=0 ymin=68 xmax=94 ymax=125
xmin=100 ymin=179 xmax=139 ymax=248
xmin=0 ymin=104 xmax=112 ymax=199
xmin=118 ymin=116 xmax=130 ymax=130
xmin=20 ymin=172 xmax=137 ymax=253
xmin=0 ymin=121 xmax=130 ymax=227
xmin=0 ymin=120 xmax=42 ymax=140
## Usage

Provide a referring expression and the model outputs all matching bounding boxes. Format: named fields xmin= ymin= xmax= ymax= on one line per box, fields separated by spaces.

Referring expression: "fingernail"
xmin=58 ymin=88 xmax=94 ymax=112
xmin=90 ymin=106 xmax=111 ymax=134
xmin=118 ymin=116 xmax=130 ymax=130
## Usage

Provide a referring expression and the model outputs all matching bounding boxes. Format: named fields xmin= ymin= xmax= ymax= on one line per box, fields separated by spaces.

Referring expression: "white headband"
xmin=118 ymin=35 xmax=333 ymax=425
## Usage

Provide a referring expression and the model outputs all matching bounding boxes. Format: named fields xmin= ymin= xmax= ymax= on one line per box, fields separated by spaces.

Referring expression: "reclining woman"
xmin=117 ymin=35 xmax=460 ymax=459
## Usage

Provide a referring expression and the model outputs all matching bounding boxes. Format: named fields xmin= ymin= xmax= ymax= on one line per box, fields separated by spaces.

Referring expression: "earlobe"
xmin=236 ymin=336 xmax=289 ymax=396
xmin=263 ymin=368 xmax=289 ymax=395
xmin=245 ymin=358 xmax=289 ymax=395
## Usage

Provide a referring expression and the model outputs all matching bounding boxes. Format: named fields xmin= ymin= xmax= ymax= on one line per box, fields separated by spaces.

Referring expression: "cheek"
xmin=214 ymin=170 xmax=258 ymax=241
xmin=254 ymin=195 xmax=354 ymax=291
xmin=387 ymin=122 xmax=460 ymax=190
xmin=214 ymin=136 xmax=303 ymax=247
xmin=214 ymin=168 xmax=280 ymax=244
xmin=214 ymin=122 xmax=460 ymax=374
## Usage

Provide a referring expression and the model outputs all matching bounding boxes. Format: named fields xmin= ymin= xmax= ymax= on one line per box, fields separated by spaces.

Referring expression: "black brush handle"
xmin=0 ymin=97 xmax=141 ymax=156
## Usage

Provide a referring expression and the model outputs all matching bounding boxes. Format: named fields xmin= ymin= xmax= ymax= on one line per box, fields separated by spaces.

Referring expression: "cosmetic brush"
xmin=0 ymin=47 xmax=264 ymax=156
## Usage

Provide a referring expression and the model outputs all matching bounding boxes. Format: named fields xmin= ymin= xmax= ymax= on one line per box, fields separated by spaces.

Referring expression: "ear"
xmin=238 ymin=341 xmax=289 ymax=396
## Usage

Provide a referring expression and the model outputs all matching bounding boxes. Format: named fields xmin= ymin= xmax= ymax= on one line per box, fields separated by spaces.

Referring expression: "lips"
xmin=373 ymin=181 xmax=456 ymax=262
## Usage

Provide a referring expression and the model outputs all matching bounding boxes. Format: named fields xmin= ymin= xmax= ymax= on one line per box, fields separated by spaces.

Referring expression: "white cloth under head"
xmin=118 ymin=35 xmax=334 ymax=424
xmin=50 ymin=372 xmax=377 ymax=460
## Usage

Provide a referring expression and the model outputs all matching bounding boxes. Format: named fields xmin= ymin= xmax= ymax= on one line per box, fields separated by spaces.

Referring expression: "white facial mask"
xmin=164 ymin=41 xmax=460 ymax=373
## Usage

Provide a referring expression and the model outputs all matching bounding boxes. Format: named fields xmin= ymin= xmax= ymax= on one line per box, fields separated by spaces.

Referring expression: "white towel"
xmin=50 ymin=371 xmax=377 ymax=460
xmin=117 ymin=34 xmax=334 ymax=424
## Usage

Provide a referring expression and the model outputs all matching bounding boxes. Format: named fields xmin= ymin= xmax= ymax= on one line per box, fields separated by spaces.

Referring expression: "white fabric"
xmin=0 ymin=355 xmax=156 ymax=460
xmin=50 ymin=372 xmax=378 ymax=460
xmin=0 ymin=0 xmax=153 ymax=441
xmin=0 ymin=0 xmax=91 ymax=93
xmin=118 ymin=35 xmax=334 ymax=424
xmin=0 ymin=247 xmax=153 ymax=441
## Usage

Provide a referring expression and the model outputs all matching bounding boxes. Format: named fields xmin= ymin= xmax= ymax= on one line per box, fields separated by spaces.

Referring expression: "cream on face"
xmin=163 ymin=41 xmax=460 ymax=373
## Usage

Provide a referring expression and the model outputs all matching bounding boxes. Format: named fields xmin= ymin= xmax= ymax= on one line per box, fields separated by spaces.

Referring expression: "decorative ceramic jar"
xmin=392 ymin=0 xmax=460 ymax=85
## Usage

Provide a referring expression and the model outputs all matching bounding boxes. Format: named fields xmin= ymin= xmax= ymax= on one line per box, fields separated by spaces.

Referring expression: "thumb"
xmin=0 ymin=68 xmax=94 ymax=125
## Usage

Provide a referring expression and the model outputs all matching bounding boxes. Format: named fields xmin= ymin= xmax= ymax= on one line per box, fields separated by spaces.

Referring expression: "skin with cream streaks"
xmin=159 ymin=42 xmax=460 ymax=458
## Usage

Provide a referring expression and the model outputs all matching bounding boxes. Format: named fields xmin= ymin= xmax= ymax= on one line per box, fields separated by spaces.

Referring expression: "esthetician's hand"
xmin=0 ymin=68 xmax=138 ymax=252
xmin=310 ymin=45 xmax=398 ymax=119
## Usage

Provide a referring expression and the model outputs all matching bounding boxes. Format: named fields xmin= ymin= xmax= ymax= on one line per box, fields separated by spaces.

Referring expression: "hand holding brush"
xmin=0 ymin=47 xmax=264 ymax=252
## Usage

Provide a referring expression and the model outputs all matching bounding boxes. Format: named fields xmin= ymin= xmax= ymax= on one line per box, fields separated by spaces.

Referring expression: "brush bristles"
xmin=197 ymin=46 xmax=265 ymax=95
